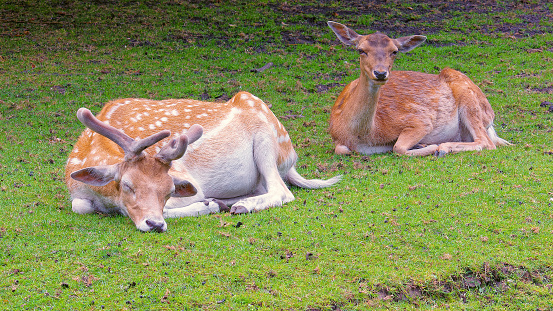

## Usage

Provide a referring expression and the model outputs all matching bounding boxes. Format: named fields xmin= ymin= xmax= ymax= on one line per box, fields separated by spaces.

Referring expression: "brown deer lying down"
xmin=65 ymin=92 xmax=340 ymax=232
xmin=327 ymin=21 xmax=510 ymax=156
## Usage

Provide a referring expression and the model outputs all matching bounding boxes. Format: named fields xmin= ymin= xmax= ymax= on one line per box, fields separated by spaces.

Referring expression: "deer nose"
xmin=373 ymin=70 xmax=388 ymax=81
xmin=145 ymin=219 xmax=165 ymax=232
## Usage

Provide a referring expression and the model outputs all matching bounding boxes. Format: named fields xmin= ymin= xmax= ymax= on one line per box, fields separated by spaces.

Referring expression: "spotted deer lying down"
xmin=65 ymin=92 xmax=340 ymax=232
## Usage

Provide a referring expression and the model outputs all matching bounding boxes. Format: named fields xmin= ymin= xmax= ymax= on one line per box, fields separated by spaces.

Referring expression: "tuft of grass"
xmin=1 ymin=0 xmax=553 ymax=309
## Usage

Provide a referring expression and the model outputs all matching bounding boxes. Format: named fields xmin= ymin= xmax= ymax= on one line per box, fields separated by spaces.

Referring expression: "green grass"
xmin=2 ymin=0 xmax=553 ymax=309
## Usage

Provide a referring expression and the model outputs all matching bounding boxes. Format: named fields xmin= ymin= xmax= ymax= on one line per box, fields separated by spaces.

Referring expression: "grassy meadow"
xmin=1 ymin=0 xmax=553 ymax=309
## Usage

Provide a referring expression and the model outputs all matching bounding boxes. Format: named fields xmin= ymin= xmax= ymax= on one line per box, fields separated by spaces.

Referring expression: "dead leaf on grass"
xmin=218 ymin=231 xmax=231 ymax=238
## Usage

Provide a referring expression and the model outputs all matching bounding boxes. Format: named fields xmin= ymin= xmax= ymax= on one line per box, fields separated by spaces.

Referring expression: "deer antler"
xmin=76 ymin=108 xmax=170 ymax=160
xmin=156 ymin=124 xmax=203 ymax=163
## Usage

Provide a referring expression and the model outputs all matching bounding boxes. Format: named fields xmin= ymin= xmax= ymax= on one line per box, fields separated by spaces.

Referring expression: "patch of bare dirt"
xmin=369 ymin=262 xmax=551 ymax=304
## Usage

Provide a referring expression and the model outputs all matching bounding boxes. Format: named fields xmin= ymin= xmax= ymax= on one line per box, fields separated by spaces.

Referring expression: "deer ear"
xmin=172 ymin=177 xmax=198 ymax=197
xmin=328 ymin=21 xmax=361 ymax=46
xmin=394 ymin=35 xmax=426 ymax=53
xmin=71 ymin=165 xmax=119 ymax=186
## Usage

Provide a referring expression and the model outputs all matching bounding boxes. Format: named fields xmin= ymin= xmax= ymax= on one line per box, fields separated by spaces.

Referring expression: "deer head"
xmin=70 ymin=108 xmax=203 ymax=232
xmin=328 ymin=21 xmax=426 ymax=84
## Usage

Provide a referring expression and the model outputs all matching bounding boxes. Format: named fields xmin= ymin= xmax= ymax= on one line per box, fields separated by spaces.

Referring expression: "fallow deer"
xmin=327 ymin=21 xmax=510 ymax=156
xmin=65 ymin=92 xmax=340 ymax=232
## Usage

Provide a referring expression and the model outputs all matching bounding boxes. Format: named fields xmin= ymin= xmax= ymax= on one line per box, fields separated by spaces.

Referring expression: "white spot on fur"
xmin=69 ymin=158 xmax=83 ymax=165
xmin=271 ymin=124 xmax=278 ymax=138
xmin=161 ymin=117 xmax=168 ymax=122
xmin=130 ymin=117 xmax=137 ymax=123
xmin=138 ymin=127 xmax=145 ymax=131
xmin=171 ymin=110 xmax=179 ymax=116
xmin=277 ymin=134 xmax=290 ymax=143
xmin=155 ymin=121 xmax=162 ymax=127
xmin=187 ymin=107 xmax=241 ymax=152
xmin=105 ymin=103 xmax=122 ymax=120
xmin=257 ymin=111 xmax=268 ymax=123
xmin=149 ymin=124 xmax=156 ymax=130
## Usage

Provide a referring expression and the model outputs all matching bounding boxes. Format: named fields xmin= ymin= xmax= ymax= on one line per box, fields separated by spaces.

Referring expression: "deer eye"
xmin=358 ymin=49 xmax=367 ymax=55
xmin=121 ymin=181 xmax=135 ymax=194
xmin=391 ymin=50 xmax=398 ymax=56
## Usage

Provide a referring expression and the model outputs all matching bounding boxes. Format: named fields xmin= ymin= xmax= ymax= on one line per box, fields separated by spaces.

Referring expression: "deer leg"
xmin=435 ymin=100 xmax=496 ymax=157
xmin=230 ymin=173 xmax=294 ymax=214
xmin=230 ymin=135 xmax=295 ymax=214
xmin=394 ymin=127 xmax=438 ymax=156
xmin=163 ymin=199 xmax=223 ymax=218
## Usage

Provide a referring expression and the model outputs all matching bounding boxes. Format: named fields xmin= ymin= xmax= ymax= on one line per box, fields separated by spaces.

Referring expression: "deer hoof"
xmin=435 ymin=150 xmax=449 ymax=158
xmin=335 ymin=145 xmax=352 ymax=155
xmin=230 ymin=205 xmax=249 ymax=214
xmin=213 ymin=199 xmax=230 ymax=213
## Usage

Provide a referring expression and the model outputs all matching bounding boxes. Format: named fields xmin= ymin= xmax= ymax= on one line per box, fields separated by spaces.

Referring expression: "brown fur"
xmin=327 ymin=21 xmax=509 ymax=156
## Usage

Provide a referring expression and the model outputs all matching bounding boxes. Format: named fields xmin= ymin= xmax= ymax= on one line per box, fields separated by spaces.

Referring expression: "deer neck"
xmin=349 ymin=71 xmax=382 ymax=136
